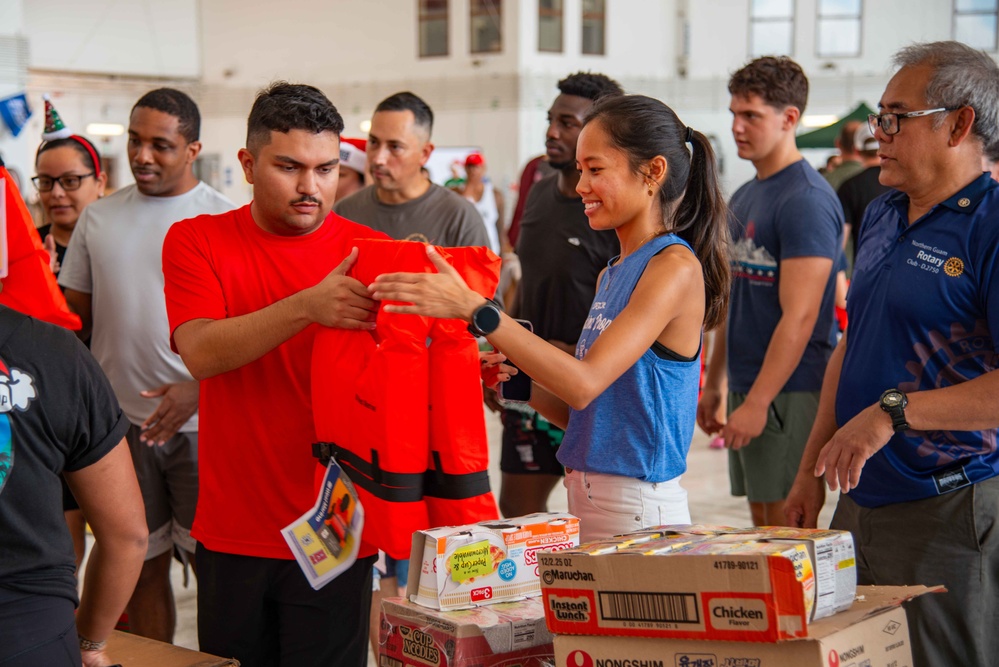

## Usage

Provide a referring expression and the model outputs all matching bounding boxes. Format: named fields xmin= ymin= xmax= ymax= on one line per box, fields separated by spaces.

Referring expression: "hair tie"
xmin=70 ymin=135 xmax=101 ymax=178
xmin=685 ymin=126 xmax=695 ymax=144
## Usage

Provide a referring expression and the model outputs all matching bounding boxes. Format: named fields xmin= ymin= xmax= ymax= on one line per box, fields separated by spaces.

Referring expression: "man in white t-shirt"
xmin=59 ymin=88 xmax=234 ymax=644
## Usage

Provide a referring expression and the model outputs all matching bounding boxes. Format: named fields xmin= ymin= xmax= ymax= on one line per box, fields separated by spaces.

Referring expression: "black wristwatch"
xmin=467 ymin=299 xmax=501 ymax=337
xmin=879 ymin=388 xmax=909 ymax=433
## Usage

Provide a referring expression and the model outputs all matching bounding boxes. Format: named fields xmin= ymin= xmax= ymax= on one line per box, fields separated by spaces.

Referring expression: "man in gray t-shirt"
xmin=333 ymin=91 xmax=488 ymax=249
xmin=59 ymin=88 xmax=233 ymax=644
xmin=332 ymin=91 xmax=489 ymax=657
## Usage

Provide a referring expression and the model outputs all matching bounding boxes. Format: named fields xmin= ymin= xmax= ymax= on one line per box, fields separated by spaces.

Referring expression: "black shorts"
xmin=196 ymin=543 xmax=375 ymax=667
xmin=499 ymin=408 xmax=565 ymax=476
xmin=0 ymin=589 xmax=80 ymax=665
xmin=60 ymin=476 xmax=79 ymax=512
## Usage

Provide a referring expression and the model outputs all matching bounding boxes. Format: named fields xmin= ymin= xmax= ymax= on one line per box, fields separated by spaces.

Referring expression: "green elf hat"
xmin=41 ymin=94 xmax=73 ymax=141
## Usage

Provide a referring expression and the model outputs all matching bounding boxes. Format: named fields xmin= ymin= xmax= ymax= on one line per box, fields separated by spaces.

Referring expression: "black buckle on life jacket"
xmin=313 ymin=442 xmax=493 ymax=503
xmin=313 ymin=441 xmax=424 ymax=503
xmin=424 ymin=450 xmax=492 ymax=500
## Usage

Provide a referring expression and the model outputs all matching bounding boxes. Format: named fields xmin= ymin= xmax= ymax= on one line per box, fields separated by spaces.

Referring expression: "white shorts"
xmin=564 ymin=469 xmax=689 ymax=543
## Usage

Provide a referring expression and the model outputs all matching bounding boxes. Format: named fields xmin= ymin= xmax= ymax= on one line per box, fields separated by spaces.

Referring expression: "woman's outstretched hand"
xmin=371 ymin=244 xmax=485 ymax=320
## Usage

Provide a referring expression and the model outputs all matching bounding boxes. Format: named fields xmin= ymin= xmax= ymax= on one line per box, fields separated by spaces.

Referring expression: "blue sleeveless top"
xmin=556 ymin=234 xmax=701 ymax=483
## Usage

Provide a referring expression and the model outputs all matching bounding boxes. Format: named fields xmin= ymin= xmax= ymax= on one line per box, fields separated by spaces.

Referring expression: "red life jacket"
xmin=312 ymin=239 xmax=500 ymax=559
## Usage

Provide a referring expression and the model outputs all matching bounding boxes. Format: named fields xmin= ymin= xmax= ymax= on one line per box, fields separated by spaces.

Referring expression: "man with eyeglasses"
xmin=58 ymin=88 xmax=233 ymax=644
xmin=786 ymin=41 xmax=999 ymax=667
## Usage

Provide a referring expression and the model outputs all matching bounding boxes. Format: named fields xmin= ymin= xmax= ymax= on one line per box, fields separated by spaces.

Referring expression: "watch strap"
xmin=879 ymin=389 xmax=910 ymax=433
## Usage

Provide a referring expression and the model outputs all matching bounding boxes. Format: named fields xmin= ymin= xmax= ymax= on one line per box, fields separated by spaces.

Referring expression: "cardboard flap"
xmin=381 ymin=597 xmax=552 ymax=655
xmin=106 ymin=631 xmax=238 ymax=666
xmin=478 ymin=601 xmax=554 ymax=654
xmin=804 ymin=585 xmax=944 ymax=639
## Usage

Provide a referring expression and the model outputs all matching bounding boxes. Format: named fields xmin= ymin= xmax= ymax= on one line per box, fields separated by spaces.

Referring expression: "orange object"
xmin=0 ymin=166 xmax=81 ymax=330
xmin=424 ymin=246 xmax=501 ymax=528
xmin=311 ymin=239 xmax=500 ymax=559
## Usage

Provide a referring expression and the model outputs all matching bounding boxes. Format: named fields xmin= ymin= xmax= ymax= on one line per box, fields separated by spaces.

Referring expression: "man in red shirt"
xmin=162 ymin=82 xmax=382 ymax=667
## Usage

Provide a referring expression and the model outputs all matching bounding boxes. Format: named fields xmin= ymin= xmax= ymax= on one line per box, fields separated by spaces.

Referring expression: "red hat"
xmin=465 ymin=152 xmax=484 ymax=167
xmin=340 ymin=137 xmax=367 ymax=174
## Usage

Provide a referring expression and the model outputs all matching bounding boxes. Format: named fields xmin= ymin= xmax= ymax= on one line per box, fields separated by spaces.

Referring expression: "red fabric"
xmin=0 ymin=167 xmax=80 ymax=330
xmin=313 ymin=239 xmax=435 ymax=559
xmin=162 ymin=204 xmax=385 ymax=559
xmin=425 ymin=246 xmax=501 ymax=527
xmin=835 ymin=281 xmax=849 ymax=332
xmin=311 ymin=240 xmax=500 ymax=557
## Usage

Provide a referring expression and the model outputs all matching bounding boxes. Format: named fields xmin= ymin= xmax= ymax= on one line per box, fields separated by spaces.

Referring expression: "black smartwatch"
xmin=879 ymin=388 xmax=910 ymax=433
xmin=467 ymin=299 xmax=501 ymax=337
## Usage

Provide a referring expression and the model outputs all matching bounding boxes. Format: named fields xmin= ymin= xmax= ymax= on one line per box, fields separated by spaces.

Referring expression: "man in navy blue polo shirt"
xmin=785 ymin=41 xmax=999 ymax=667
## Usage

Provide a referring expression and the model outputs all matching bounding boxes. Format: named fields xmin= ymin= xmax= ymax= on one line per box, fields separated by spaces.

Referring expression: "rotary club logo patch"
xmin=944 ymin=257 xmax=964 ymax=277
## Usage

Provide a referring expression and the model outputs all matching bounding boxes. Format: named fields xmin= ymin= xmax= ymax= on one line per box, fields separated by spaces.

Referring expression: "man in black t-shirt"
xmin=0 ymin=306 xmax=146 ymax=666
xmin=839 ymin=124 xmax=891 ymax=268
xmin=498 ymin=72 xmax=622 ymax=517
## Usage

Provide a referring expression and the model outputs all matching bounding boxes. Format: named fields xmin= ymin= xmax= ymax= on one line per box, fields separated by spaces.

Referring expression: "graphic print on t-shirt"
xmin=0 ymin=358 xmax=37 ymax=496
xmin=897 ymin=319 xmax=998 ymax=464
xmin=731 ymin=222 xmax=777 ymax=286
xmin=577 ymin=300 xmax=611 ymax=358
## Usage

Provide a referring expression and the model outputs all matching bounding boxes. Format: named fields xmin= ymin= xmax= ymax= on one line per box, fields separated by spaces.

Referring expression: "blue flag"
xmin=0 ymin=94 xmax=32 ymax=138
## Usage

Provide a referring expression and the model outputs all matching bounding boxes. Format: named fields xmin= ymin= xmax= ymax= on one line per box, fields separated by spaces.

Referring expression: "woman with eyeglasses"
xmin=33 ymin=120 xmax=106 ymax=576
xmin=34 ymin=134 xmax=106 ymax=276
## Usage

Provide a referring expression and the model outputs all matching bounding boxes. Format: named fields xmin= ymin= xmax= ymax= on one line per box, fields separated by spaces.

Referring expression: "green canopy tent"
xmin=795 ymin=102 xmax=875 ymax=149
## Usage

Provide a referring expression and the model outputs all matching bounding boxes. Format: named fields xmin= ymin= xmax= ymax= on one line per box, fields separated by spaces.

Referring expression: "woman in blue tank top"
xmin=373 ymin=95 xmax=731 ymax=541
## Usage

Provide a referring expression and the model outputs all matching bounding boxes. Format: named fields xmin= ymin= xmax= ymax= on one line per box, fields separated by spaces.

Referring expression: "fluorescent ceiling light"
xmin=799 ymin=114 xmax=839 ymax=128
xmin=86 ymin=122 xmax=125 ymax=137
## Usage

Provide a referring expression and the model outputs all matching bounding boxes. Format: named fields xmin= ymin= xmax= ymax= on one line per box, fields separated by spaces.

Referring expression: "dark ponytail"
xmin=584 ymin=95 xmax=730 ymax=330
xmin=673 ymin=129 xmax=730 ymax=330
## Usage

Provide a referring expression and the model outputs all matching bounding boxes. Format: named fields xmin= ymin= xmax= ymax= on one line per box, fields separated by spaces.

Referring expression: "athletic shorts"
xmin=499 ymin=408 xmax=564 ymax=476
xmin=727 ymin=391 xmax=819 ymax=503
xmin=126 ymin=424 xmax=198 ymax=559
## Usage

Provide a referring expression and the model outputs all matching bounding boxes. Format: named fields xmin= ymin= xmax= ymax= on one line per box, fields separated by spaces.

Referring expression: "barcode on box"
xmin=598 ymin=591 xmax=700 ymax=624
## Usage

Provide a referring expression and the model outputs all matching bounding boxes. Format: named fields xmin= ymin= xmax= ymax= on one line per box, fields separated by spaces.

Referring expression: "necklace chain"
xmin=605 ymin=229 xmax=665 ymax=291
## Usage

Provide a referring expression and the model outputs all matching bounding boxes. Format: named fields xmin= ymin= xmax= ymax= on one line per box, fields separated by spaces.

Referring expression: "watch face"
xmin=475 ymin=304 xmax=501 ymax=334
xmin=883 ymin=392 xmax=902 ymax=407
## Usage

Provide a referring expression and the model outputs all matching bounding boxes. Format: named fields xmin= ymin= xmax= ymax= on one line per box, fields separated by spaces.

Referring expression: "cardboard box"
xmin=540 ymin=545 xmax=810 ymax=642
xmin=379 ymin=597 xmax=554 ymax=667
xmin=106 ymin=631 xmax=239 ymax=666
xmin=539 ymin=525 xmax=856 ymax=641
xmin=730 ymin=527 xmax=857 ymax=621
xmin=409 ymin=512 xmax=580 ymax=610
xmin=552 ymin=586 xmax=936 ymax=667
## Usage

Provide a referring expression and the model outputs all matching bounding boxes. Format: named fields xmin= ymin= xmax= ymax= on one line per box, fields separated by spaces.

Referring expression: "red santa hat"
xmin=340 ymin=137 xmax=367 ymax=175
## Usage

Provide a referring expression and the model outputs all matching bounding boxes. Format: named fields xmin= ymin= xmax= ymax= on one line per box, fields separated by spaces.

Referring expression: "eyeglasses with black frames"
xmin=31 ymin=173 xmax=96 ymax=192
xmin=867 ymin=108 xmax=960 ymax=137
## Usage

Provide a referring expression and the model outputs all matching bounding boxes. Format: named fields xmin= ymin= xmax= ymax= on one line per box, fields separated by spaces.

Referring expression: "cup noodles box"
xmin=379 ymin=597 xmax=553 ymax=667
xmin=538 ymin=524 xmax=855 ymax=642
xmin=408 ymin=512 xmax=580 ymax=611
xmin=553 ymin=586 xmax=940 ymax=667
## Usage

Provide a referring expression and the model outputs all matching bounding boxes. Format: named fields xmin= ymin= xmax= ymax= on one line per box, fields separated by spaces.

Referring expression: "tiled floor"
xmin=127 ymin=410 xmax=839 ymax=658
